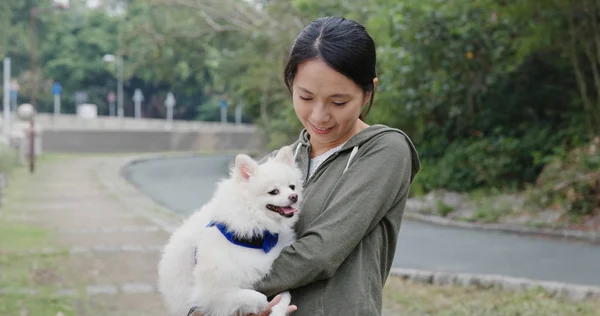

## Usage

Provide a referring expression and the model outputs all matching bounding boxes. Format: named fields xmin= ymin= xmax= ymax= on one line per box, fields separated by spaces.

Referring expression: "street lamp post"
xmin=103 ymin=54 xmax=124 ymax=119
xmin=164 ymin=92 xmax=176 ymax=130
xmin=28 ymin=0 xmax=69 ymax=173
xmin=16 ymin=104 xmax=36 ymax=172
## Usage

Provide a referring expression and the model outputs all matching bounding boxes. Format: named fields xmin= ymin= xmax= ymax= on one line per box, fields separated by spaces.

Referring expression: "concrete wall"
xmin=34 ymin=113 xmax=256 ymax=132
xmin=29 ymin=114 xmax=264 ymax=153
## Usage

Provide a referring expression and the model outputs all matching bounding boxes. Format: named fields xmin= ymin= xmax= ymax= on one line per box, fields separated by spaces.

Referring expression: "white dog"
xmin=158 ymin=146 xmax=302 ymax=316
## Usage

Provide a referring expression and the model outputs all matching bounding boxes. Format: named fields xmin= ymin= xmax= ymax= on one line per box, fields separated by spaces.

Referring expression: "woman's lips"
xmin=309 ymin=122 xmax=334 ymax=135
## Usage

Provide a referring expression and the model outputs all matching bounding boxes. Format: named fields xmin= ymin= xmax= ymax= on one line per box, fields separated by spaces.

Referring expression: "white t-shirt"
xmin=308 ymin=142 xmax=346 ymax=179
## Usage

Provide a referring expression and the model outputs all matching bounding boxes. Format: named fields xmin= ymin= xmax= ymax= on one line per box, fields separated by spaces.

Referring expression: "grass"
xmin=0 ymin=163 xmax=76 ymax=316
xmin=469 ymin=198 xmax=514 ymax=223
xmin=0 ymin=228 xmax=74 ymax=316
xmin=0 ymin=294 xmax=75 ymax=316
xmin=383 ymin=277 xmax=600 ymax=315
xmin=0 ymin=221 xmax=61 ymax=291
xmin=0 ymin=252 xmax=74 ymax=316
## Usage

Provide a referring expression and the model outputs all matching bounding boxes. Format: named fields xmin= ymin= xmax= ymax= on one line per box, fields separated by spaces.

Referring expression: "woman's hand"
xmin=189 ymin=295 xmax=298 ymax=316
xmin=244 ymin=294 xmax=298 ymax=316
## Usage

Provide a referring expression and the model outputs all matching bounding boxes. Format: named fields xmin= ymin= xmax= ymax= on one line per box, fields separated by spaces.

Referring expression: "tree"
xmin=505 ymin=0 xmax=600 ymax=137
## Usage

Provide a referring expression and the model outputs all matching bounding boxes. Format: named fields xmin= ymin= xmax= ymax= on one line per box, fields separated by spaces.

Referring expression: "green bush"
xmin=412 ymin=122 xmax=586 ymax=194
xmin=527 ymin=137 xmax=600 ymax=217
xmin=435 ymin=199 xmax=455 ymax=217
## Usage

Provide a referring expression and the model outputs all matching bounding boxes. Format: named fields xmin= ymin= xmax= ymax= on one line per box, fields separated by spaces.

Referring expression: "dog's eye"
xmin=268 ymin=189 xmax=279 ymax=195
xmin=289 ymin=185 xmax=295 ymax=190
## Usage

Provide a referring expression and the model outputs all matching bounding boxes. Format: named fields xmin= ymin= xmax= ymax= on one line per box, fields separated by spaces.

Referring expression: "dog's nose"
xmin=289 ymin=193 xmax=298 ymax=203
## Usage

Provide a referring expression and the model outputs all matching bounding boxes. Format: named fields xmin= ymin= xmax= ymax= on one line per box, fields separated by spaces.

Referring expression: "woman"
xmin=253 ymin=16 xmax=421 ymax=316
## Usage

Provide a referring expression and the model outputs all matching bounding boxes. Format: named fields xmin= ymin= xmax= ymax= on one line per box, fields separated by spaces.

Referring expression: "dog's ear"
xmin=235 ymin=154 xmax=258 ymax=181
xmin=274 ymin=145 xmax=295 ymax=166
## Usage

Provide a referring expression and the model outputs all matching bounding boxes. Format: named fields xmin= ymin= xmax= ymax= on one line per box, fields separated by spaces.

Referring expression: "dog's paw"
xmin=270 ymin=291 xmax=292 ymax=316
xmin=270 ymin=303 xmax=289 ymax=316
xmin=236 ymin=290 xmax=268 ymax=314
xmin=200 ymin=289 xmax=267 ymax=316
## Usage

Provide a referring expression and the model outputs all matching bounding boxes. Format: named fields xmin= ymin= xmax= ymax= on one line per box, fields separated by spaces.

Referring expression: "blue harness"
xmin=193 ymin=221 xmax=280 ymax=265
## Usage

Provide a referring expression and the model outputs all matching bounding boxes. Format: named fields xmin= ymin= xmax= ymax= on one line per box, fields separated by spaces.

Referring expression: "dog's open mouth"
xmin=266 ymin=204 xmax=298 ymax=218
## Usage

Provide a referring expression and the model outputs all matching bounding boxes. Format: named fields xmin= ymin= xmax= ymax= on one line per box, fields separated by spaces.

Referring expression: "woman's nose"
xmin=310 ymin=103 xmax=330 ymax=123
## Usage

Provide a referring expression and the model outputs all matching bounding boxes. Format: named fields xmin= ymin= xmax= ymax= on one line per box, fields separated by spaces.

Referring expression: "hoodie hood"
xmin=293 ymin=124 xmax=421 ymax=182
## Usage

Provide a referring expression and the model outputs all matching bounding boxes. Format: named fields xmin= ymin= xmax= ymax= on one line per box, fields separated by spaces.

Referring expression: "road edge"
xmin=403 ymin=211 xmax=599 ymax=244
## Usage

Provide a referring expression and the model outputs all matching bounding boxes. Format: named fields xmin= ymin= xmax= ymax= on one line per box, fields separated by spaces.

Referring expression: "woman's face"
xmin=292 ymin=58 xmax=371 ymax=149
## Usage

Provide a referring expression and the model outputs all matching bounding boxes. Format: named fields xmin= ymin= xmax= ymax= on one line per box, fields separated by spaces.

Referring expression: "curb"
xmin=94 ymin=151 xmax=244 ymax=233
xmin=403 ymin=211 xmax=600 ymax=245
xmin=389 ymin=267 xmax=600 ymax=301
xmin=94 ymin=154 xmax=186 ymax=234
xmin=119 ymin=152 xmax=234 ymax=214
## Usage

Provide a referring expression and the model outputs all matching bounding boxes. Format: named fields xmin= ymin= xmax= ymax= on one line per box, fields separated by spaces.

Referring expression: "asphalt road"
xmin=124 ymin=155 xmax=600 ymax=287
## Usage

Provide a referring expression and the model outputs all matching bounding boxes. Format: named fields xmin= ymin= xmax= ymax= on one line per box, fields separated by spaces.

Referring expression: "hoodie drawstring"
xmin=343 ymin=146 xmax=359 ymax=174
xmin=294 ymin=143 xmax=302 ymax=159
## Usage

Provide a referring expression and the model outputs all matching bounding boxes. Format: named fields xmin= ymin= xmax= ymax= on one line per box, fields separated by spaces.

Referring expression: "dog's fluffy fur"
xmin=158 ymin=146 xmax=303 ymax=316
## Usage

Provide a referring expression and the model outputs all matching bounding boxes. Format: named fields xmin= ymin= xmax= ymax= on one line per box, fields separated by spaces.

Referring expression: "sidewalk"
xmin=3 ymin=155 xmax=177 ymax=315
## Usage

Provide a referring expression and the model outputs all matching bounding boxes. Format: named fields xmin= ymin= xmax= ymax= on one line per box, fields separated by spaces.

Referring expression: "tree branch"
xmin=149 ymin=0 xmax=267 ymax=33
xmin=586 ymin=0 xmax=600 ymax=67
xmin=567 ymin=9 xmax=597 ymax=136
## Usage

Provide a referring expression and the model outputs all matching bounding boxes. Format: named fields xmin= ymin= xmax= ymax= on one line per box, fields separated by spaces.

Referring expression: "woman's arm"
xmin=255 ymin=134 xmax=416 ymax=297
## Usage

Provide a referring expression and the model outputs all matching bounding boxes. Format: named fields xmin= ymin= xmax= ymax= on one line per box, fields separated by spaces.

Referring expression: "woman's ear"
xmin=363 ymin=77 xmax=378 ymax=105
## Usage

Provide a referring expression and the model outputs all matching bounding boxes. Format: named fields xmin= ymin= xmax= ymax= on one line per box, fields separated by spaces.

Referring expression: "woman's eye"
xmin=332 ymin=101 xmax=348 ymax=106
xmin=300 ymin=96 xmax=312 ymax=101
xmin=268 ymin=189 xmax=279 ymax=195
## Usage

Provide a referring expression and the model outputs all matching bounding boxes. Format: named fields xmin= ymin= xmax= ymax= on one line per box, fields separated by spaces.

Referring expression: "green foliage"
xmin=378 ymin=0 xmax=517 ymax=136
xmin=1 ymin=0 xmax=598 ymax=208
xmin=196 ymin=97 xmax=221 ymax=122
xmin=435 ymin=199 xmax=454 ymax=217
xmin=413 ymin=126 xmax=567 ymax=192
xmin=364 ymin=0 xmax=593 ymax=195
xmin=502 ymin=0 xmax=600 ymax=136
xmin=527 ymin=137 xmax=600 ymax=217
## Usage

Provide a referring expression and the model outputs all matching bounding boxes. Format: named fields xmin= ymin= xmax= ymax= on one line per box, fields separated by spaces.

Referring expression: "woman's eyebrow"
xmin=297 ymin=87 xmax=314 ymax=94
xmin=330 ymin=93 xmax=352 ymax=98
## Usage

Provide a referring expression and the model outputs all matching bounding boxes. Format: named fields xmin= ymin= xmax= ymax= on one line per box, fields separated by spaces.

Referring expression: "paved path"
xmin=2 ymin=155 xmax=174 ymax=315
xmin=125 ymin=155 xmax=600 ymax=287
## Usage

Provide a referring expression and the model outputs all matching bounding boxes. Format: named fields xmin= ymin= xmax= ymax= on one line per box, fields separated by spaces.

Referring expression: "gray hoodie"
xmin=255 ymin=124 xmax=420 ymax=316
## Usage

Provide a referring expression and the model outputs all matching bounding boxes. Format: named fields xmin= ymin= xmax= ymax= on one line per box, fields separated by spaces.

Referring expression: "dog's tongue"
xmin=281 ymin=206 xmax=298 ymax=215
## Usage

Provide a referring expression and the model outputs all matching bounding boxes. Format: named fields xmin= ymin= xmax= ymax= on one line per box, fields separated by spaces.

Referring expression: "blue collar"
xmin=207 ymin=221 xmax=279 ymax=254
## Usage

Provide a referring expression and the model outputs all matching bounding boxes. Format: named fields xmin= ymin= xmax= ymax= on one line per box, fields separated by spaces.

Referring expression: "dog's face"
xmin=234 ymin=146 xmax=303 ymax=222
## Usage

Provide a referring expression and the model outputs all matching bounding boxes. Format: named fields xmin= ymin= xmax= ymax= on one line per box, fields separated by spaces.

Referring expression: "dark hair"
xmin=284 ymin=16 xmax=377 ymax=120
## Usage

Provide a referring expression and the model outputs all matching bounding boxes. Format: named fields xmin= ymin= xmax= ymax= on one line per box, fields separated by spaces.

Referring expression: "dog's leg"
xmin=194 ymin=288 xmax=268 ymax=316
xmin=230 ymin=289 xmax=269 ymax=315
xmin=269 ymin=291 xmax=291 ymax=316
